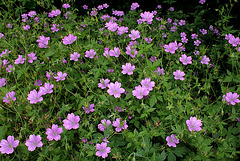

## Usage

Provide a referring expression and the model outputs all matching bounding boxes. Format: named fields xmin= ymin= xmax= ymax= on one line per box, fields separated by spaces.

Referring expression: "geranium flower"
xmin=98 ymin=119 xmax=111 ymax=132
xmin=27 ymin=89 xmax=44 ymax=104
xmin=112 ymin=118 xmax=128 ymax=132
xmin=25 ymin=134 xmax=43 ymax=151
xmin=3 ymin=91 xmax=16 ymax=103
xmin=54 ymin=72 xmax=67 ymax=82
xmin=0 ymin=136 xmax=19 ymax=154
xmin=98 ymin=79 xmax=110 ymax=89
xmin=173 ymin=70 xmax=185 ymax=81
xmin=96 ymin=142 xmax=111 ymax=159
xmin=63 ymin=113 xmax=80 ymax=130
xmin=132 ymin=85 xmax=149 ymax=99
xmin=122 ymin=63 xmax=135 ymax=75
xmin=62 ymin=34 xmax=77 ymax=45
xmin=85 ymin=49 xmax=96 ymax=59
xmin=179 ymin=54 xmax=192 ymax=65
xmin=186 ymin=117 xmax=202 ymax=132
xmin=166 ymin=134 xmax=179 ymax=147
xmin=83 ymin=104 xmax=95 ymax=114
xmin=46 ymin=124 xmax=63 ymax=141
xmin=107 ymin=81 xmax=125 ymax=98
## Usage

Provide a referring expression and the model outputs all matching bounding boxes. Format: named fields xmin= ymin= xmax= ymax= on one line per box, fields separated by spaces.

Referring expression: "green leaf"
xmin=150 ymin=95 xmax=157 ymax=107
xmin=168 ymin=152 xmax=176 ymax=161
xmin=44 ymin=51 xmax=55 ymax=58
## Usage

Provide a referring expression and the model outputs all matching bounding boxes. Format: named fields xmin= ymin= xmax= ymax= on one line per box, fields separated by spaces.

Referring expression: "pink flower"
xmin=191 ymin=33 xmax=198 ymax=39
xmin=166 ymin=134 xmax=179 ymax=147
xmin=117 ymin=26 xmax=129 ymax=35
xmin=27 ymin=52 xmax=37 ymax=63
xmin=63 ymin=113 xmax=80 ymax=130
xmin=96 ymin=142 xmax=111 ymax=159
xmin=46 ymin=124 xmax=63 ymax=141
xmin=83 ymin=104 xmax=95 ymax=114
xmin=28 ymin=11 xmax=36 ymax=17
xmin=48 ymin=9 xmax=61 ymax=17
xmin=164 ymin=42 xmax=178 ymax=54
xmin=83 ymin=5 xmax=88 ymax=9
xmin=201 ymin=55 xmax=210 ymax=65
xmin=27 ymin=89 xmax=44 ymax=104
xmin=186 ymin=117 xmax=202 ymax=132
xmin=229 ymin=36 xmax=240 ymax=47
xmin=194 ymin=40 xmax=201 ymax=46
xmin=36 ymin=36 xmax=50 ymax=48
xmin=98 ymin=119 xmax=111 ymax=132
xmin=51 ymin=24 xmax=59 ymax=32
xmin=54 ymin=72 xmax=67 ymax=82
xmin=85 ymin=49 xmax=96 ymax=59
xmin=98 ymin=79 xmax=110 ymax=89
xmin=154 ymin=67 xmax=165 ymax=76
xmin=109 ymin=47 xmax=121 ymax=57
xmin=39 ymin=83 xmax=54 ymax=95
xmin=131 ymin=2 xmax=140 ymax=10
xmin=23 ymin=25 xmax=30 ymax=30
xmin=132 ymin=85 xmax=149 ymax=99
xmin=6 ymin=65 xmax=13 ymax=73
xmin=141 ymin=78 xmax=155 ymax=91
xmin=25 ymin=134 xmax=43 ymax=151
xmin=62 ymin=34 xmax=77 ymax=45
xmin=70 ymin=52 xmax=80 ymax=61
xmin=107 ymin=81 xmax=125 ymax=98
xmin=173 ymin=70 xmax=185 ymax=81
xmin=129 ymin=30 xmax=140 ymax=40
xmin=199 ymin=0 xmax=206 ymax=4
xmin=179 ymin=54 xmax=192 ymax=65
xmin=122 ymin=63 xmax=135 ymax=75
xmin=14 ymin=55 xmax=26 ymax=64
xmin=0 ymin=78 xmax=6 ymax=87
xmin=145 ymin=37 xmax=152 ymax=44
xmin=0 ymin=136 xmax=19 ymax=154
xmin=125 ymin=45 xmax=138 ymax=58
xmin=62 ymin=4 xmax=70 ymax=9
xmin=225 ymin=92 xmax=240 ymax=105
xmin=105 ymin=22 xmax=118 ymax=32
xmin=140 ymin=11 xmax=154 ymax=24
xmin=3 ymin=91 xmax=16 ymax=103
xmin=112 ymin=118 xmax=128 ymax=132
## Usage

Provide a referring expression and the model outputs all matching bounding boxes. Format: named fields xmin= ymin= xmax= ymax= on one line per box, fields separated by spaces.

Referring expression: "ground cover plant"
xmin=0 ymin=0 xmax=240 ymax=160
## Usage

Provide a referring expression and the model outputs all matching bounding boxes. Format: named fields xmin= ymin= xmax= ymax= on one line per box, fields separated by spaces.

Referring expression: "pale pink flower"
xmin=107 ymin=81 xmax=125 ymax=98
xmin=85 ymin=49 xmax=96 ymax=59
xmin=25 ymin=134 xmax=43 ymax=151
xmin=96 ymin=142 xmax=111 ymax=158
xmin=186 ymin=117 xmax=202 ymax=132
xmin=0 ymin=136 xmax=19 ymax=154
xmin=63 ymin=113 xmax=80 ymax=130
xmin=166 ymin=134 xmax=179 ymax=147
xmin=98 ymin=119 xmax=111 ymax=132
xmin=122 ymin=63 xmax=135 ymax=75
xmin=179 ymin=54 xmax=192 ymax=65
xmin=62 ymin=34 xmax=77 ymax=45
xmin=132 ymin=85 xmax=149 ymax=99
xmin=201 ymin=55 xmax=210 ymax=65
xmin=129 ymin=30 xmax=140 ymax=40
xmin=112 ymin=118 xmax=128 ymax=132
xmin=46 ymin=124 xmax=63 ymax=141
xmin=141 ymin=78 xmax=155 ymax=91
xmin=173 ymin=70 xmax=185 ymax=81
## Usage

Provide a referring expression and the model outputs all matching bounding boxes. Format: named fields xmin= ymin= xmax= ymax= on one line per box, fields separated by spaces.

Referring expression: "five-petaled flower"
xmin=63 ymin=113 xmax=80 ymax=130
xmin=54 ymin=72 xmax=67 ymax=82
xmin=107 ymin=81 xmax=125 ymax=98
xmin=98 ymin=119 xmax=111 ymax=132
xmin=62 ymin=34 xmax=77 ymax=45
xmin=173 ymin=70 xmax=185 ymax=81
xmin=122 ymin=63 xmax=135 ymax=75
xmin=25 ymin=134 xmax=43 ymax=151
xmin=112 ymin=118 xmax=128 ymax=132
xmin=96 ymin=142 xmax=111 ymax=159
xmin=132 ymin=85 xmax=149 ymax=99
xmin=3 ymin=91 xmax=16 ymax=104
xmin=186 ymin=116 xmax=202 ymax=132
xmin=46 ymin=124 xmax=63 ymax=141
xmin=0 ymin=135 xmax=19 ymax=154
xmin=166 ymin=134 xmax=179 ymax=147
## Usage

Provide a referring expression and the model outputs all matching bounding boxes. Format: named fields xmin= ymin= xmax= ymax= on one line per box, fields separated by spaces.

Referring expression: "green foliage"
xmin=0 ymin=0 xmax=240 ymax=160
